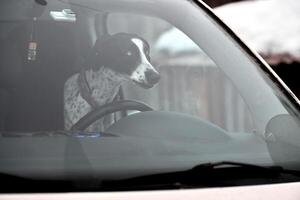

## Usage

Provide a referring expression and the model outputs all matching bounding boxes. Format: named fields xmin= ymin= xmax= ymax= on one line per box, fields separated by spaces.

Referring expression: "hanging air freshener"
xmin=27 ymin=41 xmax=37 ymax=61
xmin=27 ymin=17 xmax=38 ymax=61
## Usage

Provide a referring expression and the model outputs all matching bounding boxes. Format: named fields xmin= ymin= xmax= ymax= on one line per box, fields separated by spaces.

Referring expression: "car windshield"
xmin=0 ymin=0 xmax=300 ymax=191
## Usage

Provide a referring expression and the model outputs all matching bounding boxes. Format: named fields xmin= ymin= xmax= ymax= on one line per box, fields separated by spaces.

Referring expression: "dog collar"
xmin=78 ymin=69 xmax=99 ymax=109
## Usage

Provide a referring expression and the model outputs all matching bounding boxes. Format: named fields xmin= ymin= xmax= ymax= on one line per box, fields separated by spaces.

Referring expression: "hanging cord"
xmin=27 ymin=0 xmax=47 ymax=61
xmin=27 ymin=17 xmax=38 ymax=61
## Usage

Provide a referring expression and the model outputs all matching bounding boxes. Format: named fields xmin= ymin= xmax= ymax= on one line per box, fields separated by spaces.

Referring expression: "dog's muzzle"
xmin=145 ymin=70 xmax=160 ymax=85
xmin=131 ymin=62 xmax=160 ymax=89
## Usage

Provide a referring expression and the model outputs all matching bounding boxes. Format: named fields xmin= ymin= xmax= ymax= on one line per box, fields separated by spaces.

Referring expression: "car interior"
xmin=0 ymin=0 xmax=111 ymax=131
xmin=0 ymin=0 xmax=253 ymax=133
xmin=0 ymin=0 xmax=300 ymax=193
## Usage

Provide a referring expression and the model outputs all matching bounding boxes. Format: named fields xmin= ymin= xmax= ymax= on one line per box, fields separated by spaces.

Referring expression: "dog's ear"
xmin=93 ymin=34 xmax=111 ymax=55
xmin=89 ymin=34 xmax=111 ymax=71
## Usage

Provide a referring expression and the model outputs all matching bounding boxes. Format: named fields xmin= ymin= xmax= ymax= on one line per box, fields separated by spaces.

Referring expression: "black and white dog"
xmin=64 ymin=33 xmax=160 ymax=131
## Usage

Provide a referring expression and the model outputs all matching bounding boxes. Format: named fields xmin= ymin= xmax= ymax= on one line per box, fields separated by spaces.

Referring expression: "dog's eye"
xmin=127 ymin=51 xmax=132 ymax=56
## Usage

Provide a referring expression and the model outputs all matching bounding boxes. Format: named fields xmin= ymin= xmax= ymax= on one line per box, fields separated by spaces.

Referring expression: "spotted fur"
xmin=64 ymin=34 xmax=160 ymax=131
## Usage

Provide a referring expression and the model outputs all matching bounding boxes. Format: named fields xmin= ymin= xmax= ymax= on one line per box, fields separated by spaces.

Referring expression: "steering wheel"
xmin=70 ymin=100 xmax=153 ymax=131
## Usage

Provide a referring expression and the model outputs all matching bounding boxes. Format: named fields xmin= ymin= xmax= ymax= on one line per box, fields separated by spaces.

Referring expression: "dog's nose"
xmin=145 ymin=70 xmax=160 ymax=85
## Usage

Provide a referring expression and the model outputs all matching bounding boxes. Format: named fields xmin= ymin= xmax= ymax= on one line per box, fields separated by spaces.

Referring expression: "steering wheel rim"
xmin=71 ymin=100 xmax=153 ymax=131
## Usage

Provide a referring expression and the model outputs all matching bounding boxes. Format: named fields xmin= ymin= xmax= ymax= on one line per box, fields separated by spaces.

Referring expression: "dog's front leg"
xmin=64 ymin=95 xmax=92 ymax=131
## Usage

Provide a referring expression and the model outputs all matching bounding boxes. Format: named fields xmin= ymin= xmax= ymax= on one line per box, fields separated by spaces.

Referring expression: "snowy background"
xmin=215 ymin=0 xmax=300 ymax=63
xmin=212 ymin=0 xmax=300 ymax=97
xmin=153 ymin=0 xmax=300 ymax=97
xmin=155 ymin=0 xmax=300 ymax=64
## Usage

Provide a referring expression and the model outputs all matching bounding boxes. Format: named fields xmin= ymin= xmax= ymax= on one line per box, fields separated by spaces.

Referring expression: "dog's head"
xmin=93 ymin=33 xmax=160 ymax=88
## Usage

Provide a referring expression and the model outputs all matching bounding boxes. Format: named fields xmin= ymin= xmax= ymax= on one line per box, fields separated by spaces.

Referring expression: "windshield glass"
xmin=0 ymin=0 xmax=300 ymax=190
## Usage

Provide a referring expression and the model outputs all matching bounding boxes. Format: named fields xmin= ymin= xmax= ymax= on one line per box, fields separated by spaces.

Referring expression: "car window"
xmin=107 ymin=13 xmax=254 ymax=132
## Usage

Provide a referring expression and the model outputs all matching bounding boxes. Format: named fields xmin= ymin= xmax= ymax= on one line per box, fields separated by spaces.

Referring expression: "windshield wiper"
xmin=190 ymin=161 xmax=300 ymax=175
xmin=1 ymin=161 xmax=299 ymax=192
xmin=101 ymin=161 xmax=300 ymax=191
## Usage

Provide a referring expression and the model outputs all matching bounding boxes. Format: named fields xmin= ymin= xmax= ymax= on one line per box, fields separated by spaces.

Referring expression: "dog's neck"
xmin=84 ymin=66 xmax=127 ymax=105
